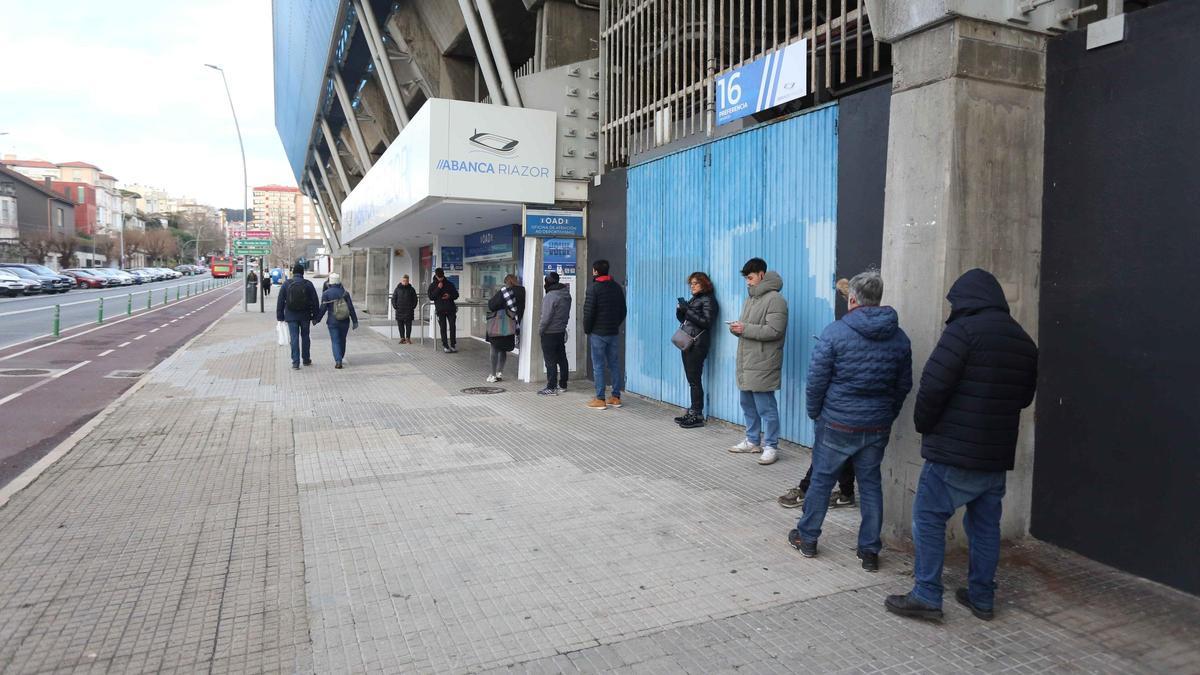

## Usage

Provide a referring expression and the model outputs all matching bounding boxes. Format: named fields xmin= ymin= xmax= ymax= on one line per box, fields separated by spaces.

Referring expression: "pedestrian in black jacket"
xmin=886 ymin=268 xmax=1038 ymax=623
xmin=673 ymin=272 xmax=718 ymax=428
xmin=391 ymin=274 xmax=418 ymax=344
xmin=428 ymin=268 xmax=460 ymax=353
xmin=537 ymin=272 xmax=572 ymax=396
xmin=583 ymin=260 xmax=627 ymax=409
xmin=276 ymin=262 xmax=320 ymax=369
xmin=485 ymin=274 xmax=525 ymax=382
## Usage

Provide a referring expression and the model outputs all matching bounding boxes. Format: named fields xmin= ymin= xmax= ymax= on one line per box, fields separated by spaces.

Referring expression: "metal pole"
xmin=456 ymin=0 xmax=507 ymax=105
xmin=53 ymin=305 xmax=60 ymax=337
xmin=205 ymin=63 xmax=249 ymax=314
xmin=147 ymin=290 xmax=152 ymax=310
xmin=474 ymin=0 xmax=523 ymax=107
xmin=259 ymin=256 xmax=265 ymax=313
xmin=98 ymin=297 xmax=104 ymax=324
xmin=331 ymin=71 xmax=374 ymax=170
xmin=127 ymin=293 xmax=132 ymax=315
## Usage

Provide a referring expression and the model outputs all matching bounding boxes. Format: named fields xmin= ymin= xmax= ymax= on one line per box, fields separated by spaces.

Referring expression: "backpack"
xmin=286 ymin=280 xmax=309 ymax=312
xmin=332 ymin=293 xmax=350 ymax=321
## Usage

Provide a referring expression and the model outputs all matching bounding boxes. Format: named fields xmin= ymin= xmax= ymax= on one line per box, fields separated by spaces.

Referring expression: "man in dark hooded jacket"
xmin=886 ymin=268 xmax=1038 ymax=622
xmin=788 ymin=270 xmax=912 ymax=572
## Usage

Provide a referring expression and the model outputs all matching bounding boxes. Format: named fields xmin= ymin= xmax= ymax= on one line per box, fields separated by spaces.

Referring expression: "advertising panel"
xmin=440 ymin=246 xmax=464 ymax=271
xmin=465 ymin=225 xmax=516 ymax=263
xmin=541 ymin=238 xmax=577 ymax=277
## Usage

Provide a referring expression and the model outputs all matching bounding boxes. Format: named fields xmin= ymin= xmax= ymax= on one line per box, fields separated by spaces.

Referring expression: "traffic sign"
xmin=242 ymin=230 xmax=271 ymax=240
xmin=233 ymin=238 xmax=272 ymax=250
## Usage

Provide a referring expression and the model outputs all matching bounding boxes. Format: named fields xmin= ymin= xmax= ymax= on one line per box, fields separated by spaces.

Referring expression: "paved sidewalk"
xmin=0 ymin=308 xmax=1197 ymax=674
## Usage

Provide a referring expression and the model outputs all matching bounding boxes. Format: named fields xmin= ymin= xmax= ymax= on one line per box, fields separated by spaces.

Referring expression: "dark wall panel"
xmin=1033 ymin=1 xmax=1200 ymax=595
xmin=586 ymin=167 xmax=628 ymax=379
xmin=835 ymin=84 xmax=890 ymax=317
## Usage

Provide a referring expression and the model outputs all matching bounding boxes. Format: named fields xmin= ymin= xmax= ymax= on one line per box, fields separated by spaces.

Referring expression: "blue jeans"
xmin=589 ymin=334 xmax=622 ymax=400
xmin=287 ymin=320 xmax=311 ymax=365
xmin=739 ymin=391 xmax=780 ymax=447
xmin=796 ymin=424 xmax=888 ymax=553
xmin=328 ymin=321 xmax=349 ymax=363
xmin=909 ymin=461 xmax=1007 ymax=610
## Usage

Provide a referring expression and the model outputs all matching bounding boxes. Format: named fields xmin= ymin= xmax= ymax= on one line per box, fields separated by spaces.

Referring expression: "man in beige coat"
xmin=728 ymin=257 xmax=789 ymax=464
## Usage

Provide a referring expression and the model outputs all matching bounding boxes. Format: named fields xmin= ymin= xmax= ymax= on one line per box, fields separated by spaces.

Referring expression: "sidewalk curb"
xmin=0 ymin=303 xmax=238 ymax=510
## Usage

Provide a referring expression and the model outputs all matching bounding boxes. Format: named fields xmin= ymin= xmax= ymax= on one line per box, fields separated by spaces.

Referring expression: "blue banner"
xmin=464 ymin=225 xmax=516 ymax=262
xmin=542 ymin=238 xmax=577 ymax=277
xmin=440 ymin=246 xmax=464 ymax=271
xmin=716 ymin=39 xmax=808 ymax=126
xmin=524 ymin=209 xmax=586 ymax=238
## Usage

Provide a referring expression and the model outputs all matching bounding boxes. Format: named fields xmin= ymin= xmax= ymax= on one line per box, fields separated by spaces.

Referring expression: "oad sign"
xmin=716 ymin=39 xmax=808 ymax=126
xmin=523 ymin=208 xmax=586 ymax=238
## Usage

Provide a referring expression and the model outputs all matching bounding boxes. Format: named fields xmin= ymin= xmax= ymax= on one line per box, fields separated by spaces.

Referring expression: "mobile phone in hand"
xmin=677 ymin=297 xmax=686 ymax=305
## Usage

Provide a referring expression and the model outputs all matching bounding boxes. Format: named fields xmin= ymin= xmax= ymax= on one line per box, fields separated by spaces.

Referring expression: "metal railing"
xmin=0 ymin=278 xmax=238 ymax=342
xmin=599 ymin=0 xmax=891 ymax=168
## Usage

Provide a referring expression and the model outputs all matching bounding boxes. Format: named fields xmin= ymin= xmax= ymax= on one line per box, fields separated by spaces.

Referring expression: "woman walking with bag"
xmin=485 ymin=274 xmax=525 ymax=382
xmin=312 ymin=273 xmax=359 ymax=369
xmin=674 ymin=272 xmax=718 ymax=428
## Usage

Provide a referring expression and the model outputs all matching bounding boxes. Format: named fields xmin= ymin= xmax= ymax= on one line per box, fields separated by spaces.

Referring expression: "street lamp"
xmin=204 ymin=63 xmax=258 ymax=312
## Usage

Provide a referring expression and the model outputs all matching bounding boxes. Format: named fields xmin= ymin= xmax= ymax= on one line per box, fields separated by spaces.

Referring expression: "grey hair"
xmin=848 ymin=269 xmax=883 ymax=306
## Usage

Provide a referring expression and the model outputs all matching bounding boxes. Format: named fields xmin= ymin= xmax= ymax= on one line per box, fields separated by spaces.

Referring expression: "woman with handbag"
xmin=673 ymin=272 xmax=718 ymax=428
xmin=485 ymin=274 xmax=525 ymax=382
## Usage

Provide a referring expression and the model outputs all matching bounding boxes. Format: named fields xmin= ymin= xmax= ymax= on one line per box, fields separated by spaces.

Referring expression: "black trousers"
xmin=681 ymin=344 xmax=709 ymax=414
xmin=437 ymin=312 xmax=457 ymax=347
xmin=541 ymin=332 xmax=569 ymax=388
xmin=800 ymin=451 xmax=856 ymax=495
xmin=395 ymin=318 xmax=412 ymax=339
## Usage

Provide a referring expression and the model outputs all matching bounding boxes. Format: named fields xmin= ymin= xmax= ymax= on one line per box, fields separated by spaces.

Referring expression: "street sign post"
xmin=233 ymin=238 xmax=272 ymax=256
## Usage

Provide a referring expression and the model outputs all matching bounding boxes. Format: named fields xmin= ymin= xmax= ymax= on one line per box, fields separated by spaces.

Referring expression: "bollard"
xmin=53 ymin=305 xmax=61 ymax=338
xmin=163 ymin=289 xmax=168 ymax=306
xmin=176 ymin=286 xmax=180 ymax=301
xmin=98 ymin=297 xmax=104 ymax=324
xmin=147 ymin=290 xmax=152 ymax=310
xmin=127 ymin=293 xmax=132 ymax=316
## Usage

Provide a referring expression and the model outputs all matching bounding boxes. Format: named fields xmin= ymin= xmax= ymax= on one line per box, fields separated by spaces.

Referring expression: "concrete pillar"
xmin=878 ymin=17 xmax=1045 ymax=544
xmin=366 ymin=248 xmax=391 ymax=316
xmin=331 ymin=70 xmax=374 ymax=171
xmin=320 ymin=118 xmax=353 ymax=195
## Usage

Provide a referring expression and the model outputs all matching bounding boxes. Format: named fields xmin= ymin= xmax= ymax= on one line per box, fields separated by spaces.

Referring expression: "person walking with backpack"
xmin=261 ymin=274 xmax=271 ymax=297
xmin=313 ymin=272 xmax=359 ymax=369
xmin=885 ymin=268 xmax=1038 ymax=622
xmin=428 ymin=268 xmax=460 ymax=353
xmin=485 ymin=274 xmax=525 ymax=382
xmin=673 ymin=272 xmax=718 ymax=428
xmin=276 ymin=262 xmax=319 ymax=369
xmin=728 ymin=258 xmax=788 ymax=465
xmin=391 ymin=274 xmax=418 ymax=344
xmin=537 ymin=272 xmax=571 ymax=396
xmin=583 ymin=260 xmax=627 ymax=410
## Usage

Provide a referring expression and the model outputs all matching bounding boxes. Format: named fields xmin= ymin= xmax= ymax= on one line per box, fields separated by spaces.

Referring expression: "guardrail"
xmin=0 ymin=278 xmax=239 ymax=340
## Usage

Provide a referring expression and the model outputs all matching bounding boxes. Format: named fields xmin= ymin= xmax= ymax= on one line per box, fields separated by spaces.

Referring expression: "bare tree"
xmin=92 ymin=234 xmax=121 ymax=264
xmin=141 ymin=229 xmax=178 ymax=264
xmin=49 ymin=233 xmax=83 ymax=268
xmin=270 ymin=228 xmax=304 ymax=268
xmin=19 ymin=231 xmax=55 ymax=265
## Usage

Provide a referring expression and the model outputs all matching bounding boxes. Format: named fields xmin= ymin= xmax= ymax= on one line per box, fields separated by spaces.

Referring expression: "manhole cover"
xmin=106 ymin=370 xmax=146 ymax=379
xmin=0 ymin=369 xmax=51 ymax=377
xmin=460 ymin=386 xmax=505 ymax=395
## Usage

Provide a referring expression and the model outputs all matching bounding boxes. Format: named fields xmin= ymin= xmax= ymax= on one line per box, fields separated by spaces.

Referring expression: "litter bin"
xmin=245 ymin=278 xmax=258 ymax=304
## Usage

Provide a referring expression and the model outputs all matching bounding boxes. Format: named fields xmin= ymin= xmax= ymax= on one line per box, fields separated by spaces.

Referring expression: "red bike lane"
xmin=0 ymin=286 xmax=244 ymax=489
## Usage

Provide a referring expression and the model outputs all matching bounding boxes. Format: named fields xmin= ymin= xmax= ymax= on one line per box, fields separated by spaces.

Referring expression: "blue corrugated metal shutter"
xmin=626 ymin=105 xmax=838 ymax=447
xmin=273 ymin=0 xmax=343 ymax=185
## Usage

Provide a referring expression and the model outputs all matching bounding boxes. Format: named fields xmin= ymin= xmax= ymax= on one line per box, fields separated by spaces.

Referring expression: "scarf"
xmin=501 ymin=286 xmax=520 ymax=321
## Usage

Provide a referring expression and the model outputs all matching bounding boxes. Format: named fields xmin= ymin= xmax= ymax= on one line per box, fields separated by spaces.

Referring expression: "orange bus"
xmin=209 ymin=256 xmax=234 ymax=278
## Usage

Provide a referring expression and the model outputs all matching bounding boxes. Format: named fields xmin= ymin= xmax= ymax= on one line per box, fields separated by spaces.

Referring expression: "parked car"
xmin=0 ymin=269 xmax=34 ymax=297
xmin=0 ymin=266 xmax=47 ymax=294
xmin=62 ymin=268 xmax=114 ymax=289
xmin=130 ymin=268 xmax=161 ymax=282
xmin=90 ymin=268 xmax=134 ymax=285
xmin=158 ymin=267 xmax=182 ymax=279
xmin=0 ymin=263 xmax=71 ymax=294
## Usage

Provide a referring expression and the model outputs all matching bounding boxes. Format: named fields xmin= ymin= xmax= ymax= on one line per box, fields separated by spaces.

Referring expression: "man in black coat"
xmin=276 ymin=262 xmax=320 ymax=369
xmin=428 ymin=268 xmax=460 ymax=353
xmin=391 ymin=274 xmax=418 ymax=344
xmin=583 ymin=259 xmax=627 ymax=409
xmin=886 ymin=268 xmax=1038 ymax=622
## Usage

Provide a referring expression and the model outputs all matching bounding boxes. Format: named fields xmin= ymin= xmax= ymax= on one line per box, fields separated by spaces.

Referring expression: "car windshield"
xmin=0 ymin=269 xmax=20 ymax=279
xmin=24 ymin=264 xmax=57 ymax=275
xmin=4 ymin=267 xmax=39 ymax=279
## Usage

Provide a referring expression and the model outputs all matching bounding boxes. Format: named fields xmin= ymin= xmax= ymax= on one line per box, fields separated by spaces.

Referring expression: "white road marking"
xmin=118 ymin=341 xmax=131 ymax=348
xmin=134 ymin=335 xmax=146 ymax=340
xmin=149 ymin=328 xmax=159 ymax=334
xmin=97 ymin=349 xmax=114 ymax=357
xmin=159 ymin=323 xmax=169 ymax=328
xmin=0 ymin=360 xmax=91 ymax=408
xmin=51 ymin=361 xmax=90 ymax=379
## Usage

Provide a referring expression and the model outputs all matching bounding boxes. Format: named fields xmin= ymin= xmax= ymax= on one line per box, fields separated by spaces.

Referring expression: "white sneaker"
xmin=758 ymin=446 xmax=779 ymax=465
xmin=485 ymin=374 xmax=497 ymax=383
xmin=494 ymin=372 xmax=503 ymax=382
xmin=729 ymin=440 xmax=762 ymax=454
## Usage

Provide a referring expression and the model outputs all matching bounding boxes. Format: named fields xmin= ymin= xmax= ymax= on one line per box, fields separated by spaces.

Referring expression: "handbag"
xmin=671 ymin=323 xmax=703 ymax=351
xmin=486 ymin=309 xmax=516 ymax=338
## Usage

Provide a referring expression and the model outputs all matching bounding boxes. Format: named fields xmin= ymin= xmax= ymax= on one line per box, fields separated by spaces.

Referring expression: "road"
xmin=0 ymin=273 xmax=249 ymax=350
xmin=0 ymin=282 xmax=245 ymax=488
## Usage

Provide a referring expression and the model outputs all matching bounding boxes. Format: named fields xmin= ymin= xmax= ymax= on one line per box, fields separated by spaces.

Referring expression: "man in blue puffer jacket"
xmin=788 ymin=269 xmax=913 ymax=572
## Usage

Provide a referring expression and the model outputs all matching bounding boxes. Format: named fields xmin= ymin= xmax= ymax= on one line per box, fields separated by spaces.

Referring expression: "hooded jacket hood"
xmin=946 ymin=268 xmax=1009 ymax=324
xmin=748 ymin=270 xmax=783 ymax=298
xmin=843 ymin=305 xmax=899 ymax=341
xmin=544 ymin=282 xmax=568 ymax=293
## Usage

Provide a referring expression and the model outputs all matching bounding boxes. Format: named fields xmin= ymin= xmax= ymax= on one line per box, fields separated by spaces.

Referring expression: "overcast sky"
xmin=0 ymin=0 xmax=295 ymax=209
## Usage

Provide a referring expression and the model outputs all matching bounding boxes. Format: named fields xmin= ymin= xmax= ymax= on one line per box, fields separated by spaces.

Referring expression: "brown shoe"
xmin=586 ymin=398 xmax=608 ymax=410
xmin=607 ymin=396 xmax=622 ymax=408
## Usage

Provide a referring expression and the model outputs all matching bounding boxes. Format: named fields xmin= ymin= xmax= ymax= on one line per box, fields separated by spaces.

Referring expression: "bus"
xmin=209 ymin=256 xmax=235 ymax=278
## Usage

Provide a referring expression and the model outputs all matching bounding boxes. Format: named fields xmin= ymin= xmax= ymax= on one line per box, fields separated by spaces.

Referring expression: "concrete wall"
xmin=879 ymin=18 xmax=1045 ymax=543
xmin=541 ymin=1 xmax=599 ymax=68
xmin=366 ymin=248 xmax=391 ymax=315
xmin=834 ymin=84 xmax=890 ymax=319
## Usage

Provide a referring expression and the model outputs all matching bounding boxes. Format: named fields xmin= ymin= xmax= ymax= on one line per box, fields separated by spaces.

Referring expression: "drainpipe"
xmin=352 ymin=0 xmax=409 ymax=128
xmin=456 ymin=0 xmax=507 ymax=105
xmin=320 ymin=117 xmax=353 ymax=195
xmin=473 ymin=0 xmax=523 ymax=107
xmin=331 ymin=70 xmax=374 ymax=171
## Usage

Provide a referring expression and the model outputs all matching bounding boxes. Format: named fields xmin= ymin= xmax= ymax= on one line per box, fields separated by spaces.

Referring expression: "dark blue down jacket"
xmin=806 ymin=305 xmax=913 ymax=429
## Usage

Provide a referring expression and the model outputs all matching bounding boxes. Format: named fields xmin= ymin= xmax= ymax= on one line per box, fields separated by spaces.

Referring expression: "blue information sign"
xmin=524 ymin=209 xmax=586 ymax=238
xmin=464 ymin=225 xmax=516 ymax=262
xmin=715 ymin=39 xmax=808 ymax=126
xmin=440 ymin=246 xmax=464 ymax=271
xmin=542 ymin=238 xmax=577 ymax=277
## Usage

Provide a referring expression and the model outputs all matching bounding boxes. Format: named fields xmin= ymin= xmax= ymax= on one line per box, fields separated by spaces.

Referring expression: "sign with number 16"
xmin=716 ymin=39 xmax=808 ymax=126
